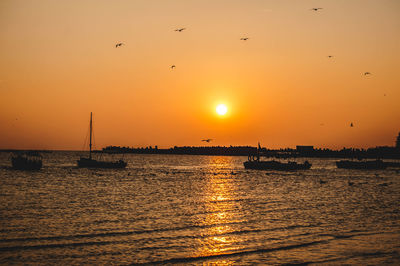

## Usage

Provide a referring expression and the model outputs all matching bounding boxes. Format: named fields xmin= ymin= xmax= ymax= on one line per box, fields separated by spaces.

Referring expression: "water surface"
xmin=0 ymin=152 xmax=399 ymax=264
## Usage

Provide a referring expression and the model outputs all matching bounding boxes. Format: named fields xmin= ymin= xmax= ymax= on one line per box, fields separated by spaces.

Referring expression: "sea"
xmin=0 ymin=152 xmax=399 ymax=265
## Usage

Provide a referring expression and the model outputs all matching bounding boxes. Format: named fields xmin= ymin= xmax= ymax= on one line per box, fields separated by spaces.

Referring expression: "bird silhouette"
xmin=171 ymin=65 xmax=176 ymax=69
xmin=364 ymin=72 xmax=371 ymax=75
xmin=175 ymin=28 xmax=186 ymax=32
xmin=202 ymin=139 xmax=213 ymax=143
xmin=240 ymin=37 xmax=249 ymax=41
xmin=350 ymin=122 xmax=354 ymax=127
xmin=328 ymin=55 xmax=333 ymax=58
xmin=310 ymin=8 xmax=323 ymax=11
xmin=115 ymin=43 xmax=124 ymax=48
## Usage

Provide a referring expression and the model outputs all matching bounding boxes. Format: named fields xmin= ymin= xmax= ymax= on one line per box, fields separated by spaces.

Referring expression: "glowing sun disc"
xmin=216 ymin=104 xmax=228 ymax=115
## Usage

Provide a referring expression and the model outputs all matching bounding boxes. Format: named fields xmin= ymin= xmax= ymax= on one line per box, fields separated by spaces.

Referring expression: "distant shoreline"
xmin=98 ymin=145 xmax=400 ymax=159
xmin=1 ymin=145 xmax=400 ymax=159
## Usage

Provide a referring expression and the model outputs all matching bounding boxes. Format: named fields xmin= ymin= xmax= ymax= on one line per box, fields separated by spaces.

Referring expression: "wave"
xmin=291 ymin=250 xmax=400 ymax=265
xmin=319 ymin=230 xmax=394 ymax=240
xmin=131 ymin=239 xmax=329 ymax=265
xmin=0 ymin=221 xmax=316 ymax=247
xmin=0 ymin=239 xmax=121 ymax=252
xmin=0 ymin=221 xmax=245 ymax=244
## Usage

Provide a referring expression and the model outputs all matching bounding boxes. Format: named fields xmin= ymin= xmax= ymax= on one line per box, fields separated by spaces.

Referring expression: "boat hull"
xmin=11 ymin=156 xmax=42 ymax=170
xmin=336 ymin=160 xmax=386 ymax=170
xmin=384 ymin=162 xmax=400 ymax=168
xmin=244 ymin=160 xmax=311 ymax=171
xmin=77 ymin=158 xmax=127 ymax=169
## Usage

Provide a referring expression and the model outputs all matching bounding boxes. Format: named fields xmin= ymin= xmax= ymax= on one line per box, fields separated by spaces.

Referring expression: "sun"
xmin=216 ymin=104 xmax=228 ymax=115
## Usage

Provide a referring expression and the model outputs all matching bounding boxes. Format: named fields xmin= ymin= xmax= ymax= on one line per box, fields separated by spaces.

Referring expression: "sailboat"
xmin=77 ymin=112 xmax=127 ymax=168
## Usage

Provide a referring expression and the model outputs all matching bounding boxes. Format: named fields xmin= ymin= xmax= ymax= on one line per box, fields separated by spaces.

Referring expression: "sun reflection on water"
xmin=194 ymin=156 xmax=245 ymax=260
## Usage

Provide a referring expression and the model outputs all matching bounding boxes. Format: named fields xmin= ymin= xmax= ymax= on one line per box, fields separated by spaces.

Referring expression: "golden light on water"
xmin=195 ymin=157 xmax=243 ymax=260
xmin=216 ymin=104 xmax=228 ymax=116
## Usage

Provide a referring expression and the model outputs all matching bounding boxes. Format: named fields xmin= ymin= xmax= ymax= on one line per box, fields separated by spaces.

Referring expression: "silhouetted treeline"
xmin=101 ymin=145 xmax=259 ymax=156
xmin=101 ymin=145 xmax=400 ymax=159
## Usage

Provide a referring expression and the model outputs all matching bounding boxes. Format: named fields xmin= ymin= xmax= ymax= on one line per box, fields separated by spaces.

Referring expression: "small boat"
xmin=243 ymin=142 xmax=311 ymax=171
xmin=244 ymin=159 xmax=311 ymax=171
xmin=77 ymin=112 xmax=127 ymax=169
xmin=384 ymin=161 xmax=400 ymax=168
xmin=336 ymin=159 xmax=386 ymax=170
xmin=11 ymin=151 xmax=42 ymax=170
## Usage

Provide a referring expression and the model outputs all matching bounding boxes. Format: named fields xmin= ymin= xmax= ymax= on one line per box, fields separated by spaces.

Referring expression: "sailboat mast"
xmin=89 ymin=112 xmax=92 ymax=159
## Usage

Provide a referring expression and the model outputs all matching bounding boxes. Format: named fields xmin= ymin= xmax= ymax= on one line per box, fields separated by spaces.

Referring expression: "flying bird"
xmin=328 ymin=55 xmax=333 ymax=58
xmin=240 ymin=37 xmax=249 ymax=41
xmin=310 ymin=8 xmax=323 ymax=11
xmin=364 ymin=72 xmax=371 ymax=75
xmin=115 ymin=43 xmax=124 ymax=48
xmin=350 ymin=122 xmax=354 ymax=127
xmin=202 ymin=139 xmax=213 ymax=143
xmin=175 ymin=28 xmax=186 ymax=32
xmin=171 ymin=65 xmax=176 ymax=69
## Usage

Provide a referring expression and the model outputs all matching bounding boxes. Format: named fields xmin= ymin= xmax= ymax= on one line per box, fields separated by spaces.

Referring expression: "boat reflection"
xmin=193 ymin=156 xmax=245 ymax=261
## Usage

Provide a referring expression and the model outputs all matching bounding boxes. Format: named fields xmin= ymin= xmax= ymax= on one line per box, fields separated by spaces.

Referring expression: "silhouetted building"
xmin=296 ymin=146 xmax=314 ymax=153
xmin=396 ymin=132 xmax=400 ymax=149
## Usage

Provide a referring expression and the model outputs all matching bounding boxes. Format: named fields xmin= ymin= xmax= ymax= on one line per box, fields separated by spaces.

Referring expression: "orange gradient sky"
xmin=0 ymin=0 xmax=399 ymax=150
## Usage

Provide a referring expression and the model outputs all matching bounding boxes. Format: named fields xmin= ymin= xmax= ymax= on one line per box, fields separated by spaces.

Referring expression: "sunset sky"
xmin=0 ymin=0 xmax=399 ymax=150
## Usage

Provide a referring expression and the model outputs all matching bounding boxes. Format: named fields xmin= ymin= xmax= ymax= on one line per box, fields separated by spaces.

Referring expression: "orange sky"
xmin=0 ymin=0 xmax=399 ymax=150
